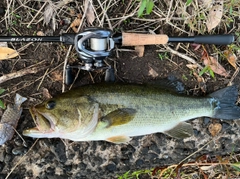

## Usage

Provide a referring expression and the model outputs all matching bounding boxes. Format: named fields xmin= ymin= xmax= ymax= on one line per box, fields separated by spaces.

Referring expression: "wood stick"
xmin=122 ymin=32 xmax=169 ymax=46
xmin=0 ymin=66 xmax=46 ymax=84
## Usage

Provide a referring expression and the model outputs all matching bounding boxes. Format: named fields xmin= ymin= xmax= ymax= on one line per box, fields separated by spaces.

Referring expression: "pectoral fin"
xmin=106 ymin=135 xmax=131 ymax=144
xmin=164 ymin=122 xmax=194 ymax=139
xmin=102 ymin=108 xmax=136 ymax=127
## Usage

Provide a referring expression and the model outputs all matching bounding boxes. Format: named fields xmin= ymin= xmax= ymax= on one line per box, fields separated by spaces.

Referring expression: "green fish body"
xmin=23 ymin=83 xmax=240 ymax=143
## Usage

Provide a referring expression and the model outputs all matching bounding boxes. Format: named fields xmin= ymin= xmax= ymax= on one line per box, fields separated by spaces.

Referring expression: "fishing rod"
xmin=0 ymin=27 xmax=235 ymax=84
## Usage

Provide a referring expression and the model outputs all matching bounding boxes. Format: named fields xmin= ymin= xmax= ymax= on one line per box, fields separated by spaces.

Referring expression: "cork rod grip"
xmin=122 ymin=32 xmax=169 ymax=46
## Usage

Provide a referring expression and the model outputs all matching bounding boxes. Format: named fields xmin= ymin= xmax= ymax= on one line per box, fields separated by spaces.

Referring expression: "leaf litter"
xmin=224 ymin=49 xmax=238 ymax=69
xmin=70 ymin=14 xmax=82 ymax=33
xmin=206 ymin=0 xmax=224 ymax=32
xmin=84 ymin=0 xmax=96 ymax=25
xmin=44 ymin=0 xmax=74 ymax=30
xmin=0 ymin=47 xmax=19 ymax=60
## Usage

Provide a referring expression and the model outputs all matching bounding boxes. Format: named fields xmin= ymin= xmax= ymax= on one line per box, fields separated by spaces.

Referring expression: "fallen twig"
xmin=228 ymin=67 xmax=239 ymax=86
xmin=0 ymin=65 xmax=46 ymax=84
xmin=165 ymin=45 xmax=203 ymax=69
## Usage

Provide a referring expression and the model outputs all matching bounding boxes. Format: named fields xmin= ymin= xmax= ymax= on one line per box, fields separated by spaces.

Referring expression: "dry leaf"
xmin=135 ymin=45 xmax=145 ymax=57
xmin=50 ymin=70 xmax=63 ymax=82
xmin=70 ymin=15 xmax=82 ymax=33
xmin=186 ymin=64 xmax=198 ymax=69
xmin=200 ymin=165 xmax=215 ymax=171
xmin=208 ymin=123 xmax=222 ymax=137
xmin=37 ymin=31 xmax=45 ymax=36
xmin=44 ymin=0 xmax=73 ymax=30
xmin=0 ymin=47 xmax=19 ymax=60
xmin=44 ymin=3 xmax=55 ymax=25
xmin=84 ymin=0 xmax=95 ymax=25
xmin=148 ymin=66 xmax=159 ymax=78
xmin=224 ymin=50 xmax=237 ymax=69
xmin=203 ymin=56 xmax=229 ymax=77
xmin=0 ymin=42 xmax=7 ymax=47
xmin=42 ymin=88 xmax=52 ymax=99
xmin=206 ymin=1 xmax=223 ymax=32
xmin=198 ymin=0 xmax=213 ymax=8
xmin=193 ymin=72 xmax=206 ymax=93
xmin=44 ymin=3 xmax=57 ymax=31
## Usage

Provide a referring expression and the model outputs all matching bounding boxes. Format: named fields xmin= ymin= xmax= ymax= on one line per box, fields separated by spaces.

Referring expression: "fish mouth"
xmin=23 ymin=107 xmax=54 ymax=138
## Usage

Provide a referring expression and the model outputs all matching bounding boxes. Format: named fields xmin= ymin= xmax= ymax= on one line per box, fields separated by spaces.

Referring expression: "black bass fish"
xmin=23 ymin=82 xmax=240 ymax=144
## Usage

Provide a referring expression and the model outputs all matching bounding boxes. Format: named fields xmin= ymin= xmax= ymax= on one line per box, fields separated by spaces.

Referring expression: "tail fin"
xmin=15 ymin=93 xmax=27 ymax=107
xmin=209 ymin=85 xmax=240 ymax=120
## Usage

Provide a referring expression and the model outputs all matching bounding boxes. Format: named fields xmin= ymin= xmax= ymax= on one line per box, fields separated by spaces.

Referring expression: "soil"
xmin=0 ymin=0 xmax=240 ymax=179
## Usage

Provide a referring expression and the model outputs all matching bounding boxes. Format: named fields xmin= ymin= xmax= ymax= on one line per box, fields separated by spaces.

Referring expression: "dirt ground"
xmin=0 ymin=0 xmax=240 ymax=178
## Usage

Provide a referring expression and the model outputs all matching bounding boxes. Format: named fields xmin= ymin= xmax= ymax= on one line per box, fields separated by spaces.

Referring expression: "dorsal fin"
xmin=149 ymin=76 xmax=186 ymax=94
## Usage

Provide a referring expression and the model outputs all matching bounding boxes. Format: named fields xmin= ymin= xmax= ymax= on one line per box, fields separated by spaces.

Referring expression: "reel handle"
xmin=65 ymin=65 xmax=74 ymax=85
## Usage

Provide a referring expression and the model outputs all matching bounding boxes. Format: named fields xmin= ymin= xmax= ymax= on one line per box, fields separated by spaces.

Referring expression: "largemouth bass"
xmin=0 ymin=94 xmax=27 ymax=145
xmin=23 ymin=82 xmax=240 ymax=144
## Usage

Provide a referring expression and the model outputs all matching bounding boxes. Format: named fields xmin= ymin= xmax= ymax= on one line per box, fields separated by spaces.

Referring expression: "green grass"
xmin=0 ymin=88 xmax=5 ymax=109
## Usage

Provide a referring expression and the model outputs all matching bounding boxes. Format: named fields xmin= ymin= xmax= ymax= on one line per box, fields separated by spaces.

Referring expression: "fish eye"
xmin=46 ymin=100 xmax=56 ymax=110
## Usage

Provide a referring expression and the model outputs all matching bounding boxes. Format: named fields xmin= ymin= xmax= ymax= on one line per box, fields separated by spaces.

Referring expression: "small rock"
xmin=100 ymin=144 xmax=107 ymax=151
xmin=26 ymin=170 xmax=33 ymax=177
xmin=106 ymin=163 xmax=116 ymax=172
xmin=12 ymin=147 xmax=26 ymax=155
xmin=93 ymin=156 xmax=103 ymax=165
xmin=5 ymin=145 xmax=12 ymax=154
xmin=54 ymin=140 xmax=67 ymax=163
xmin=46 ymin=166 xmax=55 ymax=174
xmin=136 ymin=159 xmax=144 ymax=166
xmin=79 ymin=162 xmax=86 ymax=170
xmin=64 ymin=165 xmax=72 ymax=172
xmin=222 ymin=122 xmax=231 ymax=131
xmin=79 ymin=142 xmax=90 ymax=152
xmin=14 ymin=138 xmax=23 ymax=146
xmin=162 ymin=154 xmax=169 ymax=159
xmin=0 ymin=148 xmax=5 ymax=162
xmin=140 ymin=147 xmax=148 ymax=155
xmin=149 ymin=142 xmax=160 ymax=154
xmin=4 ymin=154 xmax=12 ymax=163
xmin=147 ymin=152 xmax=158 ymax=160
xmin=203 ymin=117 xmax=210 ymax=125
xmin=234 ymin=120 xmax=240 ymax=127
xmin=75 ymin=173 xmax=87 ymax=179
xmin=193 ymin=129 xmax=200 ymax=136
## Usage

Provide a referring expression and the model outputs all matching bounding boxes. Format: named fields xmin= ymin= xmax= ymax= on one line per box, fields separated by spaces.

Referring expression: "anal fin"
xmin=106 ymin=135 xmax=131 ymax=144
xmin=164 ymin=122 xmax=194 ymax=139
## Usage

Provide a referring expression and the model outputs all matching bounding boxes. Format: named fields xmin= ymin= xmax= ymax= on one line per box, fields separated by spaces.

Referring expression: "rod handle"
xmin=122 ymin=32 xmax=168 ymax=46
xmin=194 ymin=34 xmax=234 ymax=45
